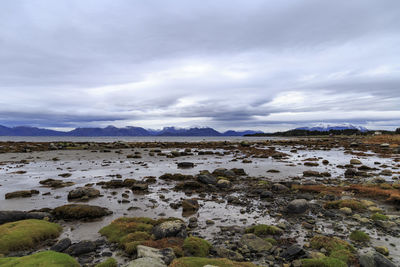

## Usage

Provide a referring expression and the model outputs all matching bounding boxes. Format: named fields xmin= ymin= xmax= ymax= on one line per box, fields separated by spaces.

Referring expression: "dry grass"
xmin=363 ymin=135 xmax=400 ymax=146
xmin=294 ymin=184 xmax=400 ymax=204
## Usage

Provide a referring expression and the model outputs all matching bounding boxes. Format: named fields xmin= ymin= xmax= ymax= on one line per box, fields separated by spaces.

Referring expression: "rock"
xmin=137 ymin=245 xmax=175 ymax=265
xmin=101 ymin=180 xmax=124 ymax=188
xmin=272 ymin=183 xmax=289 ymax=192
xmin=380 ymin=169 xmax=392 ymax=176
xmin=350 ymin=159 xmax=362 ymax=165
xmin=177 ymin=162 xmax=194 ymax=168
xmin=5 ymin=190 xmax=39 ymax=199
xmin=182 ymin=199 xmax=199 ymax=214
xmin=0 ymin=210 xmax=51 ymax=224
xmin=125 ymin=257 xmax=167 ymax=267
xmin=281 ymin=244 xmax=305 ymax=260
xmin=52 ymin=204 xmax=112 ymax=220
xmin=67 ymin=187 xmax=100 ymax=200
xmin=131 ymin=183 xmax=149 ymax=191
xmin=215 ymin=247 xmax=244 ymax=261
xmin=197 ymin=174 xmax=217 ymax=185
xmin=39 ymin=179 xmax=74 ymax=188
xmin=303 ymin=171 xmax=322 ymax=177
xmin=380 ymin=143 xmax=390 ymax=148
xmin=259 ymin=190 xmax=273 ymax=199
xmin=65 ymin=240 xmax=96 ymax=256
xmin=152 ymin=220 xmax=187 ymax=239
xmin=374 ymin=246 xmax=389 ymax=256
xmin=340 ymin=207 xmax=352 ymax=215
xmin=345 ymin=168 xmax=358 ymax=178
xmin=359 ymin=248 xmax=396 ymax=267
xmin=50 ymin=238 xmax=71 ymax=252
xmin=239 ymin=233 xmax=272 ymax=252
xmin=217 ymin=179 xmax=231 ymax=188
xmin=287 ymin=199 xmax=309 ymax=214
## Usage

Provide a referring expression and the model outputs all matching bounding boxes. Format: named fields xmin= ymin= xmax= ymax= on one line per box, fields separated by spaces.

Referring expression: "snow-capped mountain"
xmin=296 ymin=123 xmax=368 ymax=132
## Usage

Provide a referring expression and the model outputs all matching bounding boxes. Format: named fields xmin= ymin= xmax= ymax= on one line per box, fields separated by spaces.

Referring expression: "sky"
xmin=0 ymin=0 xmax=399 ymax=132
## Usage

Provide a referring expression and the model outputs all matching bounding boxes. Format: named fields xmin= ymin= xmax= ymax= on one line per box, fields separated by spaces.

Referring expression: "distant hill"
xmin=0 ymin=125 xmax=263 ymax=137
xmin=295 ymin=123 xmax=368 ymax=132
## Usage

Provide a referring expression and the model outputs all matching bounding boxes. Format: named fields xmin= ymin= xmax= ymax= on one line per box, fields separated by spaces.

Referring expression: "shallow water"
xmin=0 ymin=145 xmax=399 ymax=264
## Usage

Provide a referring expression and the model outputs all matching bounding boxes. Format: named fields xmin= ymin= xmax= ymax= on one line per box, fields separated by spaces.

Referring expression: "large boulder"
xmin=0 ymin=211 xmax=51 ymax=224
xmin=359 ymin=248 xmax=396 ymax=267
xmin=67 ymin=187 xmax=100 ymax=201
xmin=287 ymin=199 xmax=309 ymax=214
xmin=152 ymin=220 xmax=187 ymax=240
xmin=52 ymin=204 xmax=112 ymax=220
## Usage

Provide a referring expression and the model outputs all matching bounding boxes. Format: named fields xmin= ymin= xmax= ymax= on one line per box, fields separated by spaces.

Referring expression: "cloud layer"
xmin=1 ymin=0 xmax=399 ymax=131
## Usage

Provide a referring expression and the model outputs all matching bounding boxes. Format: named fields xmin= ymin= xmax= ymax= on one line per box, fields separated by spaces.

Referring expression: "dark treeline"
xmin=246 ymin=128 xmax=400 ymax=137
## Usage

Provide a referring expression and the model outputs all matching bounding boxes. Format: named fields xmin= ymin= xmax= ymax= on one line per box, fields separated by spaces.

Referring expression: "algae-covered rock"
xmin=52 ymin=204 xmax=112 ymax=220
xmin=5 ymin=190 xmax=39 ymax=199
xmin=239 ymin=233 xmax=272 ymax=253
xmin=182 ymin=236 xmax=211 ymax=257
xmin=0 ymin=251 xmax=80 ymax=267
xmin=67 ymin=187 xmax=100 ymax=201
xmin=95 ymin=258 xmax=117 ymax=267
xmin=0 ymin=219 xmax=62 ymax=255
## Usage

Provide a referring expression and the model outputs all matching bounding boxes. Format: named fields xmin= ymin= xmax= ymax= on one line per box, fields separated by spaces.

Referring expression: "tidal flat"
xmin=0 ymin=137 xmax=399 ymax=266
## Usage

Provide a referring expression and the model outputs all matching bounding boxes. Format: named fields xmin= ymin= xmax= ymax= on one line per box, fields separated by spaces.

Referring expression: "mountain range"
xmin=295 ymin=123 xmax=368 ymax=132
xmin=0 ymin=123 xmax=370 ymax=136
xmin=0 ymin=125 xmax=263 ymax=137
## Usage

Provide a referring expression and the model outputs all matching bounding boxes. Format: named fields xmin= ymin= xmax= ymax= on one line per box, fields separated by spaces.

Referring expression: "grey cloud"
xmin=0 ymin=0 xmax=399 ymax=131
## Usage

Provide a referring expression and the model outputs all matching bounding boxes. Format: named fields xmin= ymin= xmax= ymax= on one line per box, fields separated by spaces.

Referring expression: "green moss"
xmin=371 ymin=213 xmax=389 ymax=221
xmin=0 ymin=219 xmax=62 ymax=255
xmin=324 ymin=199 xmax=366 ymax=211
xmin=264 ymin=237 xmax=277 ymax=246
xmin=169 ymin=257 xmax=258 ymax=267
xmin=245 ymin=224 xmax=283 ymax=236
xmin=310 ymin=235 xmax=356 ymax=264
xmin=99 ymin=216 xmax=181 ymax=255
xmin=182 ymin=237 xmax=211 ymax=257
xmin=0 ymin=251 xmax=80 ymax=267
xmin=95 ymin=258 xmax=117 ymax=267
xmin=301 ymin=257 xmax=347 ymax=267
xmin=99 ymin=217 xmax=155 ymax=244
xmin=349 ymin=230 xmax=370 ymax=242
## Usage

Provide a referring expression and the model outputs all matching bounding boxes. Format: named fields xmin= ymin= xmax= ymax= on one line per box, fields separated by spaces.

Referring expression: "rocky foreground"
xmin=0 ymin=136 xmax=399 ymax=266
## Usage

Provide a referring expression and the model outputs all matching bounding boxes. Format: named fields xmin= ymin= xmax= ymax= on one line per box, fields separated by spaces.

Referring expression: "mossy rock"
xmin=0 ymin=219 xmax=62 ymax=255
xmin=245 ymin=224 xmax=283 ymax=236
xmin=324 ymin=199 xmax=366 ymax=211
xmin=371 ymin=213 xmax=388 ymax=221
xmin=95 ymin=257 xmax=117 ymax=267
xmin=0 ymin=251 xmax=79 ymax=267
xmin=99 ymin=217 xmax=180 ymax=254
xmin=310 ymin=235 xmax=356 ymax=264
xmin=301 ymin=257 xmax=347 ymax=267
xmin=183 ymin=236 xmax=211 ymax=257
xmin=169 ymin=257 xmax=258 ymax=267
xmin=52 ymin=204 xmax=112 ymax=220
xmin=349 ymin=230 xmax=370 ymax=243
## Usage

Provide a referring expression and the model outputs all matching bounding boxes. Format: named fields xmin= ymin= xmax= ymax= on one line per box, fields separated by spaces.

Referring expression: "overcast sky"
xmin=0 ymin=0 xmax=399 ymax=131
